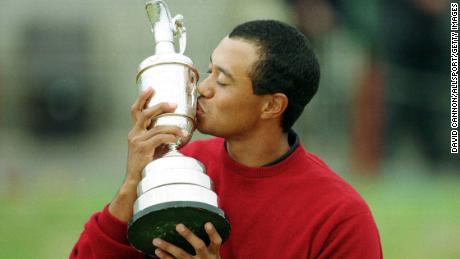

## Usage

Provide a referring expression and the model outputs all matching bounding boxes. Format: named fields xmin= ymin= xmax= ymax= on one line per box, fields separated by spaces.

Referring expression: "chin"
xmin=196 ymin=123 xmax=211 ymax=135
xmin=196 ymin=124 xmax=221 ymax=138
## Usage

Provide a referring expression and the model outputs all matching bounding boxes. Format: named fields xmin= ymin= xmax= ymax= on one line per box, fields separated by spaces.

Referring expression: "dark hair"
xmin=229 ymin=20 xmax=320 ymax=132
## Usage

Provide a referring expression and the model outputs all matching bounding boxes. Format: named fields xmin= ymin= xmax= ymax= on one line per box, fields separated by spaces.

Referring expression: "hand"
xmin=126 ymin=88 xmax=184 ymax=183
xmin=109 ymin=88 xmax=184 ymax=222
xmin=153 ymin=222 xmax=222 ymax=259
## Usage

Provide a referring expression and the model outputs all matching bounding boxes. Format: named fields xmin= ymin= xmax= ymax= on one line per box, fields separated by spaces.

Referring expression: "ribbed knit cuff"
xmin=98 ymin=204 xmax=130 ymax=245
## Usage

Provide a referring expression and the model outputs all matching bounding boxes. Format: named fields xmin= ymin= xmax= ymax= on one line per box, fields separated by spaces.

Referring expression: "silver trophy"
xmin=127 ymin=0 xmax=230 ymax=256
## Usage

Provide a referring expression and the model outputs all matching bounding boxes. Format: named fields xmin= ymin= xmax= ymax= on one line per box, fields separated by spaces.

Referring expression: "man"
xmin=70 ymin=20 xmax=382 ymax=258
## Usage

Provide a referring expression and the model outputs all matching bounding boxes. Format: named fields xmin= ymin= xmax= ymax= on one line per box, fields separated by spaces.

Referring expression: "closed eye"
xmin=207 ymin=66 xmax=229 ymax=86
xmin=216 ymin=81 xmax=228 ymax=86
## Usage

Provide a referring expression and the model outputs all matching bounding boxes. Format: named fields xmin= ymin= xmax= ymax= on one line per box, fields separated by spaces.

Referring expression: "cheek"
xmin=206 ymin=85 xmax=262 ymax=124
xmin=213 ymin=94 xmax=244 ymax=116
xmin=216 ymin=97 xmax=259 ymax=124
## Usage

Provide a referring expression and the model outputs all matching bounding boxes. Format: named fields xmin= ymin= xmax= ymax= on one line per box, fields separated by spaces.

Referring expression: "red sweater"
xmin=70 ymin=138 xmax=382 ymax=258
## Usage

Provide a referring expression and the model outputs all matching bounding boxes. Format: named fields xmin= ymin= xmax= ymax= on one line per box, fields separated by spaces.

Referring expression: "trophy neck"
xmin=146 ymin=0 xmax=174 ymax=54
xmin=146 ymin=0 xmax=187 ymax=55
xmin=165 ymin=143 xmax=183 ymax=157
xmin=155 ymin=42 xmax=175 ymax=55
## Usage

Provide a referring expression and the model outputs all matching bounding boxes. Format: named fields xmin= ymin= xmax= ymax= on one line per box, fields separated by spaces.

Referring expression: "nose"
xmin=197 ymin=75 xmax=214 ymax=98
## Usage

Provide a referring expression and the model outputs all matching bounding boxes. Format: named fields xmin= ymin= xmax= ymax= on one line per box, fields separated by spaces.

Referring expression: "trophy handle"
xmin=172 ymin=14 xmax=187 ymax=54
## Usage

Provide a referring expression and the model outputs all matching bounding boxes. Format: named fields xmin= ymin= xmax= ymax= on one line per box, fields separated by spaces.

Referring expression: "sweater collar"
xmin=221 ymin=130 xmax=304 ymax=178
xmin=262 ymin=129 xmax=300 ymax=166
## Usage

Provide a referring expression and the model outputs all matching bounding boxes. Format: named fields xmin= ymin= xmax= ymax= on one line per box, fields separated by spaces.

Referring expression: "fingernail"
xmin=205 ymin=222 xmax=212 ymax=231
xmin=176 ymin=223 xmax=186 ymax=233
xmin=168 ymin=103 xmax=177 ymax=108
xmin=155 ymin=249 xmax=161 ymax=256
xmin=153 ymin=238 xmax=162 ymax=246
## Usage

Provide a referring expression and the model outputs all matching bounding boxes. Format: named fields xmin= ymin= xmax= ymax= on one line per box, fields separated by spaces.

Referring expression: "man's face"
xmin=196 ymin=37 xmax=266 ymax=138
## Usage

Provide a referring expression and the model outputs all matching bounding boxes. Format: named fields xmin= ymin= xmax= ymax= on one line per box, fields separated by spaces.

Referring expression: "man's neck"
xmin=225 ymin=127 xmax=290 ymax=167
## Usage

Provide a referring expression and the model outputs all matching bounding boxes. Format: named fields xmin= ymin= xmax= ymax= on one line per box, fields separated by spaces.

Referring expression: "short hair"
xmin=229 ymin=20 xmax=320 ymax=132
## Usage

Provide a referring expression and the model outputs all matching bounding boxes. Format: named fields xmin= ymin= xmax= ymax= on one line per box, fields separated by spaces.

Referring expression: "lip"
xmin=197 ymin=100 xmax=206 ymax=115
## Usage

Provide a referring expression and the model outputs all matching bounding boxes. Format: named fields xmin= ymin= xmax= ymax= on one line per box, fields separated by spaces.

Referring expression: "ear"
xmin=260 ymin=93 xmax=288 ymax=120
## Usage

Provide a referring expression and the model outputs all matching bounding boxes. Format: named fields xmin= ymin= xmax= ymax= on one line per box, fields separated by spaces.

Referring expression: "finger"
xmin=143 ymin=89 xmax=154 ymax=109
xmin=131 ymin=88 xmax=154 ymax=124
xmin=140 ymin=125 xmax=185 ymax=141
xmin=153 ymin=238 xmax=192 ymax=259
xmin=154 ymin=248 xmax=175 ymax=259
xmin=205 ymin=222 xmax=222 ymax=254
xmin=144 ymin=133 xmax=180 ymax=149
xmin=134 ymin=102 xmax=177 ymax=130
xmin=176 ymin=223 xmax=209 ymax=257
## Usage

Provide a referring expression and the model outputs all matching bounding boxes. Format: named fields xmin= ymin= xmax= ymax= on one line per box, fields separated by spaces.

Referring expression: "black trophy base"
xmin=127 ymin=201 xmax=231 ymax=256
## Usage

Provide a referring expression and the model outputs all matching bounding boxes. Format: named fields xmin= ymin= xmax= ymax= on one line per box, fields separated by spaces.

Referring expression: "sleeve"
xmin=316 ymin=211 xmax=383 ymax=259
xmin=69 ymin=205 xmax=146 ymax=259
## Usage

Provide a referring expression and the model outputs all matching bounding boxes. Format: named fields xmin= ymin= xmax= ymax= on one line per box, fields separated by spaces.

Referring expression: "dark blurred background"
xmin=0 ymin=0 xmax=458 ymax=258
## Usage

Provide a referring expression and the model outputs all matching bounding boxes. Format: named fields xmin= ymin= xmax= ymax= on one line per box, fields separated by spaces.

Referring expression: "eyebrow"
xmin=210 ymin=56 xmax=235 ymax=82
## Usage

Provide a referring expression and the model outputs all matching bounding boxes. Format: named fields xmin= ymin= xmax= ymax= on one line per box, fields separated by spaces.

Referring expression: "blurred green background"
xmin=0 ymin=0 xmax=458 ymax=258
